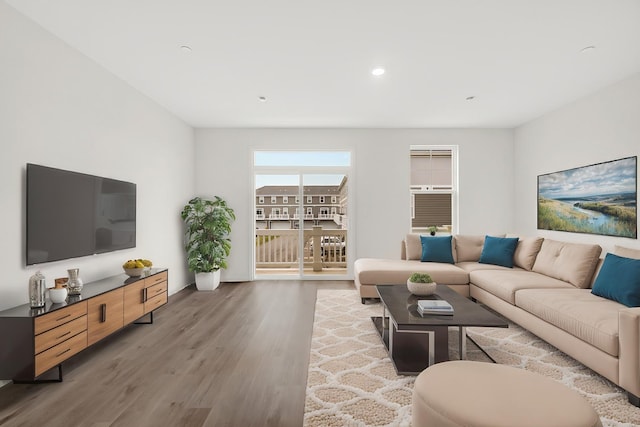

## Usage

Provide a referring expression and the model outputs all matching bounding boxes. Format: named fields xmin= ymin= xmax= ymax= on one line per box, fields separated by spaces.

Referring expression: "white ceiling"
xmin=7 ymin=0 xmax=640 ymax=128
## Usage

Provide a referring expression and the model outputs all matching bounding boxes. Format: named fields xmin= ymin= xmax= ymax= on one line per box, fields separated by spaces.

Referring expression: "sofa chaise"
xmin=354 ymin=234 xmax=640 ymax=406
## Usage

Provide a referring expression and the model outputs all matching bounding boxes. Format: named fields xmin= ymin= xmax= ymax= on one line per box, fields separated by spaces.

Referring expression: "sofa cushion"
xmin=532 ymin=239 xmax=602 ymax=289
xmin=405 ymin=234 xmax=423 ymax=260
xmin=470 ymin=269 xmax=574 ymax=304
xmin=454 ymin=235 xmax=485 ymax=262
xmin=592 ymin=253 xmax=640 ymax=307
xmin=355 ymin=258 xmax=469 ymax=286
xmin=512 ymin=236 xmax=544 ymax=271
xmin=456 ymin=261 xmax=516 ymax=273
xmin=516 ymin=288 xmax=621 ymax=357
xmin=420 ymin=235 xmax=454 ymax=264
xmin=614 ymin=245 xmax=640 ymax=260
xmin=479 ymin=236 xmax=519 ymax=268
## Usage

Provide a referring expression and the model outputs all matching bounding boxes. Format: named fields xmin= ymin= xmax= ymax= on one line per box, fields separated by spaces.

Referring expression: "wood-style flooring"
xmin=0 ymin=280 xmax=354 ymax=427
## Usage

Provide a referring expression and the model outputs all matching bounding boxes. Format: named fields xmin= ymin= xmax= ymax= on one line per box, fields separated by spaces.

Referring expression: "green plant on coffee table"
xmin=409 ymin=272 xmax=433 ymax=284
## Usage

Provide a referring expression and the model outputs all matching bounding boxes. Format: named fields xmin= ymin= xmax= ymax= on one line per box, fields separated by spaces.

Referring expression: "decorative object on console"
xmin=181 ymin=196 xmax=236 ymax=291
xmin=407 ymin=272 xmax=437 ymax=296
xmin=66 ymin=268 xmax=83 ymax=295
xmin=122 ymin=259 xmax=152 ymax=277
xmin=420 ymin=235 xmax=454 ymax=264
xmin=428 ymin=226 xmax=437 ymax=236
xmin=28 ymin=271 xmax=46 ymax=308
xmin=537 ymin=156 xmax=637 ymax=238
xmin=48 ymin=281 xmax=68 ymax=304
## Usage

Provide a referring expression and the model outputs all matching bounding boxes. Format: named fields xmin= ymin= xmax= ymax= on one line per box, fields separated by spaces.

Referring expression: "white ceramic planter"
xmin=195 ymin=270 xmax=221 ymax=291
xmin=407 ymin=279 xmax=437 ymax=296
xmin=48 ymin=287 xmax=68 ymax=303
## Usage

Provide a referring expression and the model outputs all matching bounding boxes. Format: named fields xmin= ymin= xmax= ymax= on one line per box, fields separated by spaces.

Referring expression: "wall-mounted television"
xmin=26 ymin=163 xmax=136 ymax=265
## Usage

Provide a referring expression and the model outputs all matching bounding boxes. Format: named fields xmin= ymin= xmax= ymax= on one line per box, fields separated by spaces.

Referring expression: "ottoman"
xmin=412 ymin=360 xmax=602 ymax=427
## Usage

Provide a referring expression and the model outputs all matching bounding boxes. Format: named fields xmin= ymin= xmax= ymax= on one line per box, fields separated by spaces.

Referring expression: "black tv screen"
xmin=26 ymin=164 xmax=136 ymax=265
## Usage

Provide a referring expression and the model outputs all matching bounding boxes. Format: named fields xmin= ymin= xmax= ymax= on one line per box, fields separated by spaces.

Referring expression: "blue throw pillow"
xmin=478 ymin=235 xmax=519 ymax=268
xmin=592 ymin=253 xmax=640 ymax=307
xmin=420 ymin=235 xmax=454 ymax=264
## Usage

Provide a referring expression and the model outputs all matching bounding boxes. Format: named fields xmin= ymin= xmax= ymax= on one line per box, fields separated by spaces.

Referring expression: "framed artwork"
xmin=537 ymin=156 xmax=637 ymax=238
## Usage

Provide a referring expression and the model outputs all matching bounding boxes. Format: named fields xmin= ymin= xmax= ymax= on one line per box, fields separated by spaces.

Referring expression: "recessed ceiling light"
xmin=580 ymin=45 xmax=595 ymax=53
xmin=258 ymin=96 xmax=267 ymax=102
xmin=371 ymin=67 xmax=385 ymax=77
xmin=180 ymin=45 xmax=193 ymax=53
xmin=466 ymin=96 xmax=476 ymax=101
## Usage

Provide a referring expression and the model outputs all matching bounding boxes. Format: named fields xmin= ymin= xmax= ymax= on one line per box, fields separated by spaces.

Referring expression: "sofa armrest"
xmin=620 ymin=307 xmax=640 ymax=397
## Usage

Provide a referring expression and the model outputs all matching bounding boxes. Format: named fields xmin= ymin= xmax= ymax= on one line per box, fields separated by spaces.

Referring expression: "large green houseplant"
xmin=181 ymin=196 xmax=235 ymax=290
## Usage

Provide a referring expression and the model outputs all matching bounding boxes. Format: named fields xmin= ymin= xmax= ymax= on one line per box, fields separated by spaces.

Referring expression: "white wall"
xmin=0 ymin=3 xmax=195 ymax=312
xmin=514 ymin=72 xmax=640 ymax=253
xmin=195 ymin=128 xmax=514 ymax=281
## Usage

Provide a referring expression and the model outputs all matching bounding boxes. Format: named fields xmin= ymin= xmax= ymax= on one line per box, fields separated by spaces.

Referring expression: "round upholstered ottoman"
xmin=412 ymin=360 xmax=602 ymax=427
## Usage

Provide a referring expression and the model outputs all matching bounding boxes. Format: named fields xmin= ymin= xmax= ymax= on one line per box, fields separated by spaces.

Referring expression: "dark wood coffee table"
xmin=373 ymin=284 xmax=508 ymax=375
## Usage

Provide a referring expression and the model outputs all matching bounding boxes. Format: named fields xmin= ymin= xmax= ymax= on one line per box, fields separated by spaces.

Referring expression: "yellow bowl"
xmin=123 ymin=267 xmax=144 ymax=277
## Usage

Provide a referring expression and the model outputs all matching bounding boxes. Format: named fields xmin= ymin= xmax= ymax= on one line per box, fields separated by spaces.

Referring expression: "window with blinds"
xmin=410 ymin=146 xmax=456 ymax=232
xmin=412 ymin=193 xmax=452 ymax=228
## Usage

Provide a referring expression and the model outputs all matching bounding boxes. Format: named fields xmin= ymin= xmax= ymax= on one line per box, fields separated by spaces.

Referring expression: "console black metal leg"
xmin=628 ymin=392 xmax=640 ymax=407
xmin=14 ymin=364 xmax=63 ymax=384
xmin=134 ymin=311 xmax=154 ymax=325
xmin=361 ymin=298 xmax=366 ymax=304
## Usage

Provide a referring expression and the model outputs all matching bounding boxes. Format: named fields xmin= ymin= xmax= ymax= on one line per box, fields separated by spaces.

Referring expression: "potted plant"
xmin=407 ymin=272 xmax=437 ymax=296
xmin=428 ymin=226 xmax=438 ymax=236
xmin=181 ymin=196 xmax=236 ymax=291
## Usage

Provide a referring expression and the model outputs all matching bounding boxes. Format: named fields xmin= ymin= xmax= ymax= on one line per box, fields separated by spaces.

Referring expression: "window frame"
xmin=409 ymin=145 xmax=458 ymax=234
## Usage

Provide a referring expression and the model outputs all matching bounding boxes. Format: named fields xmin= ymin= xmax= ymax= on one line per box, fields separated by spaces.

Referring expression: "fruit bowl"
xmin=124 ymin=267 xmax=145 ymax=277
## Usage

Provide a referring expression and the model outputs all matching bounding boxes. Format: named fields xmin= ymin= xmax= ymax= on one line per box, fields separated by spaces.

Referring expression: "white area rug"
xmin=303 ymin=289 xmax=640 ymax=427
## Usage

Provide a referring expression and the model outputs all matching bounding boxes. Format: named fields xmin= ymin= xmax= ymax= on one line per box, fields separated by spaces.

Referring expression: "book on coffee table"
xmin=417 ymin=300 xmax=454 ymax=315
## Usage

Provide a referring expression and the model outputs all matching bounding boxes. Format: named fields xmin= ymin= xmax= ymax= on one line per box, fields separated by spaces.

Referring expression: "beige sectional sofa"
xmin=354 ymin=234 xmax=640 ymax=406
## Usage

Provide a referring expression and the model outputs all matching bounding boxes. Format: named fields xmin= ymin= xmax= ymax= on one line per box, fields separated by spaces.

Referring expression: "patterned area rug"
xmin=303 ymin=289 xmax=640 ymax=427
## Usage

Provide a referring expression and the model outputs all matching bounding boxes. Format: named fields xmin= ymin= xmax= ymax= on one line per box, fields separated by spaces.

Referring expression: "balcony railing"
xmin=268 ymin=213 xmax=290 ymax=220
xmin=255 ymin=227 xmax=347 ymax=272
xmin=292 ymin=213 xmax=315 ymax=220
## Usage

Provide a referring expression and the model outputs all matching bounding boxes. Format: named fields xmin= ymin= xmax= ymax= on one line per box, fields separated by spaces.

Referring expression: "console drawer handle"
xmin=100 ymin=304 xmax=107 ymax=323
xmin=56 ymin=314 xmax=71 ymax=322
xmin=56 ymin=331 xmax=71 ymax=340
xmin=56 ymin=348 xmax=71 ymax=358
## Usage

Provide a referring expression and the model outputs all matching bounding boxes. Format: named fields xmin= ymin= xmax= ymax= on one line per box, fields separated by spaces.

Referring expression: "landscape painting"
xmin=538 ymin=156 xmax=637 ymax=238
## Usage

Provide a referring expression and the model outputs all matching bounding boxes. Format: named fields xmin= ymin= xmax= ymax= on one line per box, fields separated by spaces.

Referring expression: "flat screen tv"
xmin=26 ymin=163 xmax=136 ymax=265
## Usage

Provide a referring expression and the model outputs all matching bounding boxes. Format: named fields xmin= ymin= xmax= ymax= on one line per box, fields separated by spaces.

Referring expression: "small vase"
xmin=66 ymin=268 xmax=83 ymax=296
xmin=29 ymin=271 xmax=47 ymax=308
xmin=49 ymin=286 xmax=68 ymax=304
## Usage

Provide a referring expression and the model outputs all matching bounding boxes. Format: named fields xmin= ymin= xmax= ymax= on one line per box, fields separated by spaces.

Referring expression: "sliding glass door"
xmin=253 ymin=151 xmax=351 ymax=279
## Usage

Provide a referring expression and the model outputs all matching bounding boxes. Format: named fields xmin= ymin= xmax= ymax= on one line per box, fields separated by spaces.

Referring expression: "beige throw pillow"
xmin=532 ymin=239 xmax=602 ymax=288
xmin=512 ymin=236 xmax=544 ymax=271
xmin=405 ymin=234 xmax=423 ymax=261
xmin=454 ymin=235 xmax=485 ymax=262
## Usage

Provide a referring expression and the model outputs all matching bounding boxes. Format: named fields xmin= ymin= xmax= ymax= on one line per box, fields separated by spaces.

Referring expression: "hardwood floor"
xmin=0 ymin=280 xmax=354 ymax=427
